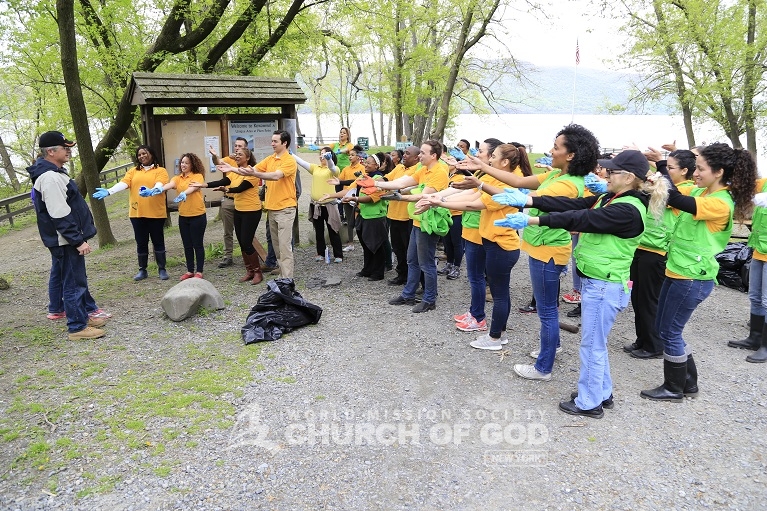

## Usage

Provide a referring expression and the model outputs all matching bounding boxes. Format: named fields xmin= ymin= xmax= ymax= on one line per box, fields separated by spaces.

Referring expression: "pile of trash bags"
xmin=241 ymin=279 xmax=322 ymax=344
xmin=716 ymin=242 xmax=752 ymax=292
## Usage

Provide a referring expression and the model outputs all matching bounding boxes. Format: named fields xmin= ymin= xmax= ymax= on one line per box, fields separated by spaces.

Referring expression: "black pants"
xmin=179 ymin=213 xmax=207 ymax=273
xmin=309 ymin=203 xmax=343 ymax=258
xmin=234 ymin=209 xmax=262 ymax=256
xmin=130 ymin=217 xmax=166 ymax=255
xmin=343 ymin=203 xmax=356 ymax=243
xmin=630 ymin=249 xmax=666 ymax=353
xmin=444 ymin=214 xmax=464 ymax=266
xmin=390 ymin=218 xmax=412 ymax=280
xmin=358 ymin=218 xmax=387 ymax=279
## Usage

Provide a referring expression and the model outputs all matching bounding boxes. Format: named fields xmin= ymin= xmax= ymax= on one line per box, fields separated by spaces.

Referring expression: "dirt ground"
xmin=0 ymin=165 xmax=766 ymax=510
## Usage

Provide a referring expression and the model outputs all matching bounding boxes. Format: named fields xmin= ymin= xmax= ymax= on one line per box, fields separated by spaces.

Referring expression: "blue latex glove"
xmin=448 ymin=147 xmax=465 ymax=161
xmin=492 ymin=188 xmax=528 ymax=207
xmin=323 ymin=152 xmax=332 ymax=161
xmin=149 ymin=185 xmax=164 ymax=196
xmin=494 ymin=212 xmax=530 ymax=229
xmin=173 ymin=192 xmax=187 ymax=203
xmin=138 ymin=186 xmax=153 ymax=197
xmin=469 ymin=148 xmax=478 ymax=156
xmin=92 ymin=188 xmax=110 ymax=200
xmin=334 ymin=149 xmax=341 ymax=154
xmin=584 ymin=174 xmax=608 ymax=194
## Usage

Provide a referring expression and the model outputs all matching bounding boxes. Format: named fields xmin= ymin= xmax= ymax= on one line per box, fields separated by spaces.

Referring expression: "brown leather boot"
xmin=251 ymin=266 xmax=263 ymax=285
xmin=239 ymin=253 xmax=256 ymax=282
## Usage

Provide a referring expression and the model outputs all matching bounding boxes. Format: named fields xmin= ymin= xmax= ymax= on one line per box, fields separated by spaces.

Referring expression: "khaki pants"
xmin=268 ymin=207 xmax=297 ymax=279
xmin=219 ymin=197 xmax=235 ymax=258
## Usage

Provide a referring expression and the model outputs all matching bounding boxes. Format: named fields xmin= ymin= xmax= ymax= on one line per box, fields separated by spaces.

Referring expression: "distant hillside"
xmin=478 ymin=64 xmax=676 ymax=115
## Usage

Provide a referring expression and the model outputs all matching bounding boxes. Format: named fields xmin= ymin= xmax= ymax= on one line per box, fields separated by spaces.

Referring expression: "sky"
xmin=495 ymin=0 xmax=625 ymax=70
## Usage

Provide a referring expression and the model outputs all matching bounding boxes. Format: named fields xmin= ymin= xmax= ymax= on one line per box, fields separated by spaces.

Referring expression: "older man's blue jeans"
xmin=50 ymin=245 xmax=90 ymax=333
xmin=575 ymin=277 xmax=629 ymax=411
xmin=48 ymin=252 xmax=97 ymax=315
xmin=656 ymin=277 xmax=713 ymax=360
xmin=402 ymin=228 xmax=439 ymax=304
xmin=530 ymin=256 xmax=566 ymax=374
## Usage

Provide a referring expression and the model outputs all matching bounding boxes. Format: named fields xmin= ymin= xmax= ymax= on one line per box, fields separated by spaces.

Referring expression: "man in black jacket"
xmin=29 ymin=131 xmax=106 ymax=340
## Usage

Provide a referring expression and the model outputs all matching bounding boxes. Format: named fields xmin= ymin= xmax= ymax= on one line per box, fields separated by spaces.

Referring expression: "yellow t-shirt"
xmin=228 ymin=172 xmax=261 ymax=212
xmin=257 ymin=153 xmax=297 ymax=211
xmin=386 ymin=164 xmax=417 ymax=221
xmin=479 ymin=172 xmax=522 ymax=251
xmin=448 ymin=172 xmax=466 ymax=216
xmin=462 ymin=173 xmax=493 ymax=245
xmin=308 ymin=163 xmax=337 ymax=201
xmin=339 ymin=162 xmax=365 ymax=191
xmin=122 ymin=166 xmax=170 ymax=219
xmin=172 ymin=174 xmax=206 ymax=217
xmin=520 ymin=170 xmax=582 ymax=265
xmin=410 ymin=163 xmax=449 ymax=228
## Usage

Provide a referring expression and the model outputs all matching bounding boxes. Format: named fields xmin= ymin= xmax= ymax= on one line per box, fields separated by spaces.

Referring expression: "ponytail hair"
xmin=699 ymin=143 xmax=757 ymax=221
xmin=641 ymin=172 xmax=670 ymax=223
xmin=511 ymin=142 xmax=533 ymax=176
xmin=668 ymin=149 xmax=696 ymax=180
xmin=495 ymin=143 xmax=521 ymax=171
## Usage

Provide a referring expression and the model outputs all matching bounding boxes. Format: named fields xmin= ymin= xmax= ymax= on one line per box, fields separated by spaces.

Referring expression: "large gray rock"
xmin=160 ymin=278 xmax=225 ymax=321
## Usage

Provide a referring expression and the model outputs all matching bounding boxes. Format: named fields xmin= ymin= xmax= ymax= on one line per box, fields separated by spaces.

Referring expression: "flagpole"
xmin=571 ymin=38 xmax=579 ymax=123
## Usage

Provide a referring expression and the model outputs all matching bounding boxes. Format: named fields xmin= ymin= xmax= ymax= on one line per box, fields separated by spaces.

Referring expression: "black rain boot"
xmin=684 ymin=355 xmax=698 ymax=397
xmin=728 ymin=313 xmax=764 ymax=350
xmin=640 ymin=359 xmax=687 ymax=402
xmin=746 ymin=322 xmax=767 ymax=363
xmin=155 ymin=251 xmax=168 ymax=280
xmin=134 ymin=253 xmax=149 ymax=281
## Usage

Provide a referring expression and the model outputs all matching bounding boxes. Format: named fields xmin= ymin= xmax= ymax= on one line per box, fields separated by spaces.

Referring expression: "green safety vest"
xmin=574 ymin=195 xmax=646 ymax=290
xmin=748 ymin=181 xmax=767 ymax=255
xmin=358 ymin=192 xmax=387 ymax=219
xmin=666 ymin=187 xmax=734 ymax=280
xmin=523 ymin=172 xmax=585 ymax=247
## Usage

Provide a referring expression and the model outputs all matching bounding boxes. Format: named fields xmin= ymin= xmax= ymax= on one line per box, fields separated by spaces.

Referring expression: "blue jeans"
xmin=464 ymin=240 xmax=486 ymax=321
xmin=48 ymin=251 xmax=97 ymax=314
xmin=656 ymin=278 xmax=714 ymax=359
xmin=50 ymin=245 xmax=91 ymax=333
xmin=575 ymin=278 xmax=630 ymax=410
xmin=571 ymin=233 xmax=581 ymax=292
xmin=749 ymin=259 xmax=767 ymax=316
xmin=482 ymin=239 xmax=520 ymax=338
xmin=402 ymin=228 xmax=439 ymax=304
xmin=530 ymin=256 xmax=566 ymax=374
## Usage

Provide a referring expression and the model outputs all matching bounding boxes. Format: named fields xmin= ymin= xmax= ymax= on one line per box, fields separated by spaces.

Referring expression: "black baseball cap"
xmin=597 ymin=150 xmax=648 ymax=180
xmin=39 ymin=131 xmax=76 ymax=148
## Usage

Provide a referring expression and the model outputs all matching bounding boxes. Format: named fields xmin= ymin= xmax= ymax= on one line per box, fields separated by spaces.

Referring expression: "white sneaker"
xmin=529 ymin=346 xmax=563 ymax=359
xmin=513 ymin=364 xmax=552 ymax=381
xmin=470 ymin=333 xmax=504 ymax=351
xmin=343 ymin=244 xmax=355 ymax=252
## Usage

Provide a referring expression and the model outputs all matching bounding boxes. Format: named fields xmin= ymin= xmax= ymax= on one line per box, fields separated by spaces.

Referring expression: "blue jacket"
xmin=28 ymin=157 xmax=97 ymax=248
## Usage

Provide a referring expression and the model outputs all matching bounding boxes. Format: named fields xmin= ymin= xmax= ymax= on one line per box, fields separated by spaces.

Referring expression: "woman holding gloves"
xmin=93 ymin=145 xmax=169 ymax=281
xmin=493 ymin=150 xmax=669 ymax=418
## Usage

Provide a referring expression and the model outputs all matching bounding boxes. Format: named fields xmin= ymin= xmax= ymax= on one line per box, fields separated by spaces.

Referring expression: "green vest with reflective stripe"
xmin=523 ymin=172 xmax=585 ymax=247
xmin=748 ymin=181 xmax=767 ymax=254
xmin=574 ymin=195 xmax=646 ymax=288
xmin=666 ymin=187 xmax=734 ymax=280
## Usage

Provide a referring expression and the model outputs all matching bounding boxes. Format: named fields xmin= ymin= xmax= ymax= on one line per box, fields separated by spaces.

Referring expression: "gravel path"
xmin=1 ymin=165 xmax=765 ymax=510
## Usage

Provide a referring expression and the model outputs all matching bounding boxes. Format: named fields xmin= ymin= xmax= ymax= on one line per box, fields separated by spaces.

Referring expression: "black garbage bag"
xmin=241 ymin=278 xmax=323 ymax=344
xmin=716 ymin=242 xmax=752 ymax=270
xmin=716 ymin=242 xmax=752 ymax=291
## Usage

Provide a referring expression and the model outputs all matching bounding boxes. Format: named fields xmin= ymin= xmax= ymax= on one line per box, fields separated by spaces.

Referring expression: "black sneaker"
xmin=566 ymin=304 xmax=581 ymax=318
xmin=558 ymin=399 xmax=604 ymax=419
xmin=217 ymin=257 xmax=233 ymax=268
xmin=570 ymin=391 xmax=614 ymax=409
xmin=388 ymin=277 xmax=406 ymax=286
xmin=412 ymin=301 xmax=435 ymax=313
xmin=389 ymin=295 xmax=416 ymax=306
xmin=519 ymin=305 xmax=537 ymax=314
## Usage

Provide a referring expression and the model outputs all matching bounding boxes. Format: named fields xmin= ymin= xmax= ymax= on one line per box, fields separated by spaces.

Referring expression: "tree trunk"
xmin=57 ymin=0 xmax=116 ymax=246
xmin=0 ymin=134 xmax=20 ymax=191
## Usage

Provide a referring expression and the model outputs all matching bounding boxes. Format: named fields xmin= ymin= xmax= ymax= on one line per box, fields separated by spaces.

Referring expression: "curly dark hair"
xmin=556 ymin=124 xmax=600 ymax=177
xmin=698 ymin=143 xmax=757 ymax=221
xmin=180 ymin=153 xmax=205 ymax=176
xmin=668 ymin=149 xmax=696 ymax=180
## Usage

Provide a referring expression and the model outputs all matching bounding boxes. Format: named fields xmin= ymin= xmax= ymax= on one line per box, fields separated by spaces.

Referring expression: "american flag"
xmin=576 ymin=39 xmax=580 ymax=65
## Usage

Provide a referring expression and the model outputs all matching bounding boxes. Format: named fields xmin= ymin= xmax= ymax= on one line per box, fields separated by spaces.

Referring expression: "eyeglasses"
xmin=606 ymin=169 xmax=628 ymax=175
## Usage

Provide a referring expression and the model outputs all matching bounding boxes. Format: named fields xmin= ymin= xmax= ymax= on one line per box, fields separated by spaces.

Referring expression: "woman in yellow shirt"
xmin=192 ymin=148 xmax=263 ymax=284
xmin=92 ymin=145 xmax=169 ymax=281
xmin=143 ymin=153 xmax=207 ymax=280
xmin=418 ymin=144 xmax=524 ymax=349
